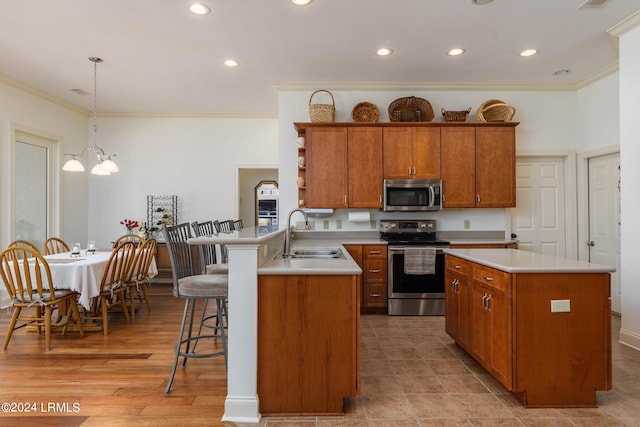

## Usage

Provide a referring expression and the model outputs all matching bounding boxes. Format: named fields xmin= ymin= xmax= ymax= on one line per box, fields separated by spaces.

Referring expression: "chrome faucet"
xmin=283 ymin=208 xmax=309 ymax=257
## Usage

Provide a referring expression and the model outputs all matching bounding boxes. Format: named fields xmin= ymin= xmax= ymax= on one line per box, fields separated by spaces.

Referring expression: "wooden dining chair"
xmin=125 ymin=238 xmax=156 ymax=321
xmin=84 ymin=241 xmax=136 ymax=335
xmin=0 ymin=246 xmax=84 ymax=351
xmin=7 ymin=240 xmax=41 ymax=258
xmin=43 ymin=237 xmax=70 ymax=255
xmin=113 ymin=233 xmax=143 ymax=248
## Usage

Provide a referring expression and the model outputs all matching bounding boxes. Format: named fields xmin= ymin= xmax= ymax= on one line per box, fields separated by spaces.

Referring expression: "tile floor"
xmin=260 ymin=314 xmax=640 ymax=426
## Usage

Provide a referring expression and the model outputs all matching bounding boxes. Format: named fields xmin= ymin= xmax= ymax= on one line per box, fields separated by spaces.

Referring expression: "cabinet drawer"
xmin=363 ymin=283 xmax=387 ymax=307
xmin=363 ymin=245 xmax=386 ymax=259
xmin=446 ymin=256 xmax=471 ymax=276
xmin=473 ymin=264 xmax=510 ymax=295
xmin=363 ymin=258 xmax=386 ymax=281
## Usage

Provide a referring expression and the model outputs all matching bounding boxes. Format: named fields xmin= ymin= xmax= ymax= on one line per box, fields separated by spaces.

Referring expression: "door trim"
xmin=577 ymin=144 xmax=620 ymax=262
xmin=515 ymin=149 xmax=577 ymax=259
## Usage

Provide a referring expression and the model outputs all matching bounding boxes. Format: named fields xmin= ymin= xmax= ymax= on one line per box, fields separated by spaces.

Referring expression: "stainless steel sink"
xmin=280 ymin=248 xmax=345 ymax=259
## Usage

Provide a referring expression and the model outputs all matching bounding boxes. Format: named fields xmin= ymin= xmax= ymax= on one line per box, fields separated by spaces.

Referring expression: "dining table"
xmin=43 ymin=249 xmax=158 ymax=310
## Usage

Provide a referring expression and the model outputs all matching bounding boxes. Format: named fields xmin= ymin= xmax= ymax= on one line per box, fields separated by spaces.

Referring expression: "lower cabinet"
xmin=345 ymin=244 xmax=387 ymax=313
xmin=445 ymin=254 xmax=612 ymax=407
xmin=154 ymin=242 xmax=172 ymax=279
xmin=257 ymin=274 xmax=360 ymax=415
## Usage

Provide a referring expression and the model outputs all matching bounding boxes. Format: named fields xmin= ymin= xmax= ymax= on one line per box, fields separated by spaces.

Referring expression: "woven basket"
xmin=477 ymin=99 xmax=516 ymax=122
xmin=351 ymin=101 xmax=380 ymax=122
xmin=441 ymin=107 xmax=471 ymax=122
xmin=309 ymin=90 xmax=335 ymax=122
xmin=388 ymin=96 xmax=434 ymax=122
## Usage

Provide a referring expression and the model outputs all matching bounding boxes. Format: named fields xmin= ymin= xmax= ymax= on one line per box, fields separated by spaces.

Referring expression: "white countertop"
xmin=259 ymin=239 xmax=362 ymax=275
xmin=445 ymin=248 xmax=616 ymax=274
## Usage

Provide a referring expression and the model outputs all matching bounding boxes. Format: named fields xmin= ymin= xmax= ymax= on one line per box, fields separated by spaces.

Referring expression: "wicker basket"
xmin=388 ymin=96 xmax=434 ymax=122
xmin=477 ymin=99 xmax=516 ymax=122
xmin=351 ymin=102 xmax=380 ymax=122
xmin=308 ymin=90 xmax=335 ymax=122
xmin=441 ymin=107 xmax=471 ymax=122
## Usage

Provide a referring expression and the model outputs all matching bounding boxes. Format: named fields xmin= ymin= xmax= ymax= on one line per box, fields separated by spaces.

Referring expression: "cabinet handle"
xmin=408 ymin=167 xmax=412 ymax=176
xmin=370 ymin=293 xmax=382 ymax=297
xmin=450 ymin=278 xmax=457 ymax=292
xmin=454 ymin=265 xmax=461 ymax=269
xmin=413 ymin=166 xmax=416 ymax=175
xmin=442 ymin=194 xmax=446 ymax=204
xmin=369 ymin=269 xmax=381 ymax=273
xmin=344 ymin=195 xmax=348 ymax=205
xmin=369 ymin=250 xmax=381 ymax=254
xmin=484 ymin=276 xmax=494 ymax=281
xmin=486 ymin=294 xmax=492 ymax=311
xmin=477 ymin=194 xmax=481 ymax=204
xmin=379 ymin=195 xmax=382 ymax=204
xmin=481 ymin=293 xmax=488 ymax=311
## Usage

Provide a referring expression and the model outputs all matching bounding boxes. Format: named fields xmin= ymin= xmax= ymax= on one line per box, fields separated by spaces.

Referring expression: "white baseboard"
xmin=619 ymin=328 xmax=640 ymax=351
xmin=221 ymin=396 xmax=261 ymax=424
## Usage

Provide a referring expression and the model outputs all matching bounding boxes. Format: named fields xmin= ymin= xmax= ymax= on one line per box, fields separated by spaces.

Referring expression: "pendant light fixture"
xmin=63 ymin=57 xmax=119 ymax=175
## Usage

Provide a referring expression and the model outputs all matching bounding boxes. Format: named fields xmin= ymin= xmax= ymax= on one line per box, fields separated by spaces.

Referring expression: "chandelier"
xmin=62 ymin=57 xmax=119 ymax=175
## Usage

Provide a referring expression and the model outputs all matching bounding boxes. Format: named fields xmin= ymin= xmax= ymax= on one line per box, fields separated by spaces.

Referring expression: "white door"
xmin=588 ymin=153 xmax=621 ymax=314
xmin=511 ymin=157 xmax=566 ymax=256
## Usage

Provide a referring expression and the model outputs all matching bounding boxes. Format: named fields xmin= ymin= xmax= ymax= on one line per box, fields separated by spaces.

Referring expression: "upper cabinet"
xmin=294 ymin=122 xmax=518 ymax=210
xmin=383 ymin=127 xmax=440 ymax=179
xmin=441 ymin=126 xmax=516 ymax=208
xmin=305 ymin=127 xmax=348 ymax=208
xmin=348 ymin=127 xmax=383 ymax=208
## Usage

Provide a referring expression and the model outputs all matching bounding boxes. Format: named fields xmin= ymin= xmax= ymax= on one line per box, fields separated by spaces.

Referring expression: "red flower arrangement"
xmin=120 ymin=218 xmax=139 ymax=232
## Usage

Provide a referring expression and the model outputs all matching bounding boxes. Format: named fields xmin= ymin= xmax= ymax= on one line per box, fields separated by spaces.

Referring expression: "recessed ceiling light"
xmin=554 ymin=69 xmax=570 ymax=76
xmin=471 ymin=0 xmax=494 ymax=4
xmin=520 ymin=49 xmax=538 ymax=57
xmin=188 ymin=3 xmax=210 ymax=15
xmin=376 ymin=48 xmax=393 ymax=56
xmin=291 ymin=0 xmax=313 ymax=5
xmin=224 ymin=59 xmax=239 ymax=67
xmin=448 ymin=48 xmax=465 ymax=56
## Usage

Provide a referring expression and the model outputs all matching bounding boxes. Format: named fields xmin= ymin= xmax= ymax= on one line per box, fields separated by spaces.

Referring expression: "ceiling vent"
xmin=577 ymin=0 xmax=610 ymax=9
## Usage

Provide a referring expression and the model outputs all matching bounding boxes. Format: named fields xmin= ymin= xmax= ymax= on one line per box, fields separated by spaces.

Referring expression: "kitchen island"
xmin=188 ymin=227 xmax=362 ymax=422
xmin=444 ymin=248 xmax=614 ymax=407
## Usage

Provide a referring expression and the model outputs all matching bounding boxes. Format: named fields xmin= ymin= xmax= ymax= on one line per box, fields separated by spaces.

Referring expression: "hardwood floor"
xmin=0 ymin=283 xmax=228 ymax=426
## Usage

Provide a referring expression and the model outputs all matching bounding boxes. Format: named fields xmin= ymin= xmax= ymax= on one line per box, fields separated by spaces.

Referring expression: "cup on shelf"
xmin=298 ymin=156 xmax=305 ymax=168
xmin=297 ymin=137 xmax=305 ymax=148
xmin=297 ymin=177 xmax=305 ymax=188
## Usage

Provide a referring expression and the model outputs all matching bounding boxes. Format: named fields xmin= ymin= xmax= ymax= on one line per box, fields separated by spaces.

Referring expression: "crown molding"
xmin=0 ymin=72 xmax=89 ymax=116
xmin=608 ymin=9 xmax=640 ymax=37
xmin=576 ymin=62 xmax=619 ymax=90
xmin=272 ymin=81 xmax=578 ymax=92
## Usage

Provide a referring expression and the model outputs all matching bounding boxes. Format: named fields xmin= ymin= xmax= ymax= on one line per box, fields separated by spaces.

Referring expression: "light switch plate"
xmin=551 ymin=299 xmax=571 ymax=313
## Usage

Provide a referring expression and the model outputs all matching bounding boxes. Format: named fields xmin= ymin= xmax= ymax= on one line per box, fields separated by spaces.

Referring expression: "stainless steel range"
xmin=380 ymin=219 xmax=450 ymax=316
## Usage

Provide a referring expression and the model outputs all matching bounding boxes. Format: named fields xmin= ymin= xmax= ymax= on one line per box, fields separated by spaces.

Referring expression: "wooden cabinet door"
xmin=487 ymin=290 xmax=512 ymax=389
xmin=382 ymin=127 xmax=412 ymax=179
xmin=412 ymin=127 xmax=441 ymax=178
xmin=457 ymin=275 xmax=471 ymax=352
xmin=306 ymin=127 xmax=348 ymax=208
xmin=475 ymin=127 xmax=516 ymax=207
xmin=445 ymin=270 xmax=460 ymax=339
xmin=470 ymin=283 xmax=490 ymax=368
xmin=348 ymin=127 xmax=383 ymax=208
xmin=441 ymin=127 xmax=476 ymax=207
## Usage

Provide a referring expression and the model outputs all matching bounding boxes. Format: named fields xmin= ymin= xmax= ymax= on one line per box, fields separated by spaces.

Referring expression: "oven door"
xmin=387 ymin=245 xmax=446 ymax=315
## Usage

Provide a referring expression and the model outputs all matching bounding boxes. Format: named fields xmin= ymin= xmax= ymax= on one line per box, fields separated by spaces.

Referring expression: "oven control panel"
xmin=380 ymin=219 xmax=436 ymax=233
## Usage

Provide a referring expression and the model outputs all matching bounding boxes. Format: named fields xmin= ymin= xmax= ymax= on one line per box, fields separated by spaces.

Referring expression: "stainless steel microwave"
xmin=383 ymin=179 xmax=443 ymax=211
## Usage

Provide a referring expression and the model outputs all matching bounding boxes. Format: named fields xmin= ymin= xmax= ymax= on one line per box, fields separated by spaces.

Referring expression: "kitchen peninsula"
xmin=188 ymin=226 xmax=363 ymax=422
xmin=444 ymin=248 xmax=614 ymax=407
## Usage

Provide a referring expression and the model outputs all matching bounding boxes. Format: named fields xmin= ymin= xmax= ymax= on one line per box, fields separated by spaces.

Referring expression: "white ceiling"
xmin=0 ymin=0 xmax=638 ymax=115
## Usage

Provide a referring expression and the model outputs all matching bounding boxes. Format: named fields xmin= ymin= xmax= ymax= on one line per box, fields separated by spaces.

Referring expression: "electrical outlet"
xmin=336 ymin=220 xmax=342 ymax=229
xmin=551 ymin=299 xmax=571 ymax=313
xmin=323 ymin=220 xmax=329 ymax=229
xmin=464 ymin=219 xmax=471 ymax=230
xmin=295 ymin=221 xmax=307 ymax=230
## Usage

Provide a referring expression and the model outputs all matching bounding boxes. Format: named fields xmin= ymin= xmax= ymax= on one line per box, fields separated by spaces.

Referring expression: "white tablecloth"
xmin=44 ymin=250 xmax=158 ymax=310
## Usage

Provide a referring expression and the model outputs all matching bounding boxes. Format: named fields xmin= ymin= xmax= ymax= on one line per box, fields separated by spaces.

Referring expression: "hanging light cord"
xmin=89 ymin=57 xmax=105 ymax=157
